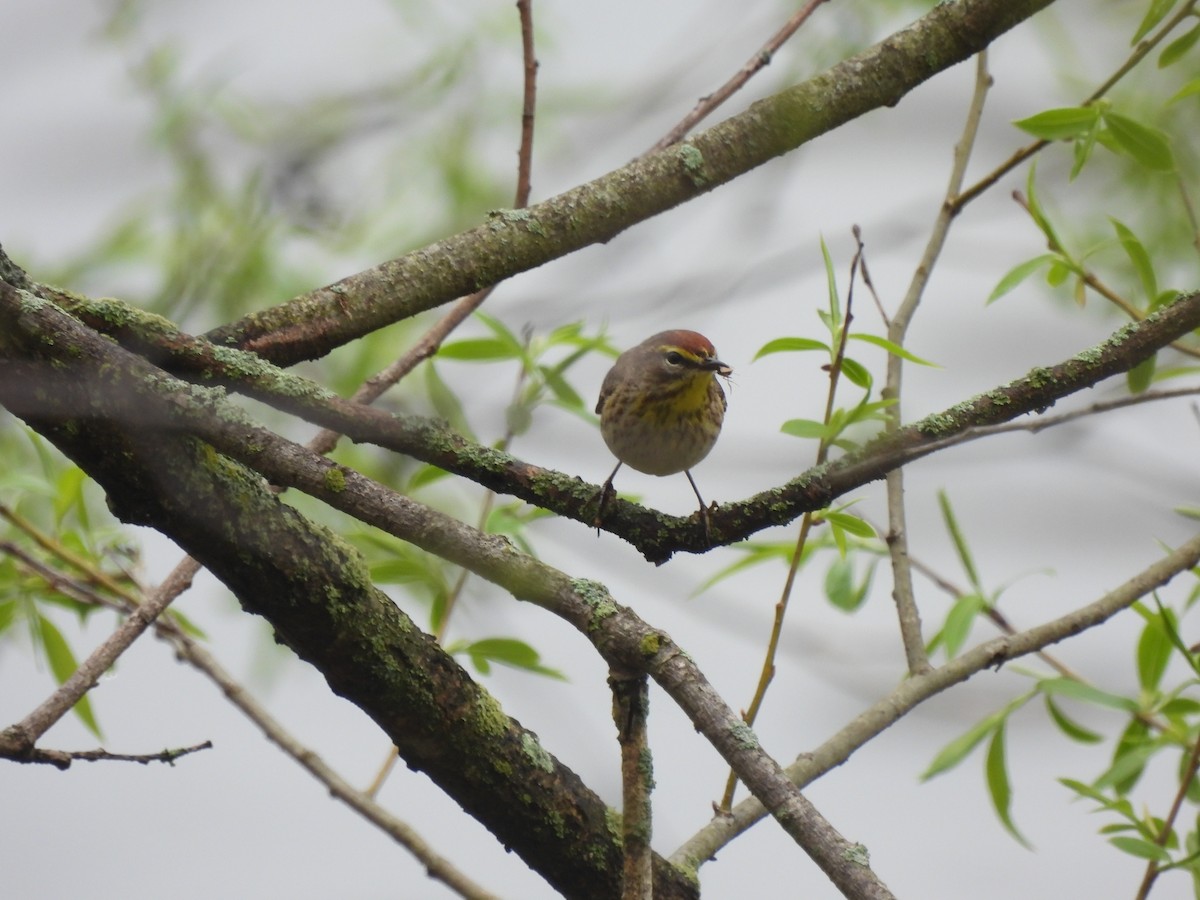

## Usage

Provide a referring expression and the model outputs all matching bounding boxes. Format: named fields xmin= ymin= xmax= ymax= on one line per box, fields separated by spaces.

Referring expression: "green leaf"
xmin=538 ymin=364 xmax=585 ymax=412
xmin=938 ymin=490 xmax=981 ymax=591
xmin=53 ymin=466 xmax=88 ymax=528
xmin=1096 ymin=719 xmax=1154 ymax=794
xmin=1044 ymin=696 xmax=1103 ymax=744
xmin=694 ymin=541 xmax=800 ymax=593
xmin=1136 ymin=604 xmax=1173 ymax=691
xmin=820 ymin=235 xmax=841 ymax=329
xmin=1169 ymin=77 xmax=1200 ymax=104
xmin=780 ymin=419 xmax=830 ymax=440
xmin=1046 ymin=259 xmax=1072 ymax=287
xmin=1133 ymin=0 xmax=1181 ymax=43
xmin=824 ymin=511 xmax=876 ymax=539
xmin=407 ymin=464 xmax=451 ymax=491
xmin=753 ymin=337 xmax=830 ymax=360
xmin=1102 ymin=112 xmax=1175 ymax=172
xmin=988 ymin=254 xmax=1057 ymax=303
xmin=456 ymin=637 xmax=566 ymax=680
xmin=1013 ymin=106 xmax=1099 ymax=141
xmin=839 ymin=357 xmax=872 ymax=389
xmin=1127 ymin=354 xmax=1156 ymax=395
xmin=939 ymin=592 xmax=986 ymax=659
xmin=1110 ymin=218 xmax=1158 ymax=302
xmin=1159 ymin=22 xmax=1200 ymax=67
xmin=424 ymin=361 xmax=475 ymax=440
xmin=36 ymin=614 xmax=102 ymax=738
xmin=824 ymin=557 xmax=873 ymax=612
xmin=1109 ymin=836 xmax=1172 ymax=862
xmin=923 ymin=709 xmax=1003 ymax=780
xmin=1153 ymin=595 xmax=1200 ymax=676
xmin=436 ymin=337 xmax=517 ymax=361
xmin=986 ymin=723 xmax=1032 ymax=847
xmin=1059 ymin=777 xmax=1124 ymax=811
xmin=847 ymin=333 xmax=938 ymax=366
xmin=923 ymin=692 xmax=1033 ymax=780
xmin=1039 ymin=677 xmax=1140 ymax=713
xmin=1070 ymin=122 xmax=1100 ymax=179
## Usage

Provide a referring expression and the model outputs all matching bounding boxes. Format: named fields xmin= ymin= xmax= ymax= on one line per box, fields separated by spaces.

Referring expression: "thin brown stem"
xmin=1134 ymin=727 xmax=1200 ymax=899
xmin=719 ymin=238 xmax=862 ymax=810
xmin=883 ymin=51 xmax=991 ymax=677
xmin=646 ymin=0 xmax=831 ymax=155
xmin=0 ymin=556 xmax=201 ymax=754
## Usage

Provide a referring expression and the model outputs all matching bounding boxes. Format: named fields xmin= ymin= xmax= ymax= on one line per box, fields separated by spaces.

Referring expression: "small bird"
xmin=595 ymin=329 xmax=732 ymax=534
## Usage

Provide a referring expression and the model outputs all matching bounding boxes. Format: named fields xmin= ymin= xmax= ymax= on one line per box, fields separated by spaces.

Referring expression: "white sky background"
xmin=3 ymin=1 xmax=1199 ymax=898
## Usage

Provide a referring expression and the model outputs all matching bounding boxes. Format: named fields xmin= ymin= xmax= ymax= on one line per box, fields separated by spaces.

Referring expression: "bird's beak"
xmin=703 ymin=359 xmax=732 ymax=377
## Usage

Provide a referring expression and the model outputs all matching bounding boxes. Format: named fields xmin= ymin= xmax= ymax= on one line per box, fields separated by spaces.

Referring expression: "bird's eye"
xmin=665 ymin=351 xmax=685 ymax=366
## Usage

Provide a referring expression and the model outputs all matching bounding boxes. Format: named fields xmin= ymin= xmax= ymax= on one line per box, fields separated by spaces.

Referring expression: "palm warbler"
xmin=595 ymin=329 xmax=732 ymax=532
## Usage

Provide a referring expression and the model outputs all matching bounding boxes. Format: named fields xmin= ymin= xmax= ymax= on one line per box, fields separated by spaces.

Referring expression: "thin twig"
xmin=0 ymin=556 xmax=201 ymax=755
xmin=1 ymin=740 xmax=213 ymax=769
xmin=883 ymin=50 xmax=992 ymax=677
xmin=167 ymin=623 xmax=502 ymax=900
xmin=1134 ymin=727 xmax=1200 ymax=900
xmin=718 ymin=237 xmax=862 ymax=811
xmin=645 ymin=0 xmax=831 ymax=155
xmin=311 ymin=0 xmax=542 ymax=457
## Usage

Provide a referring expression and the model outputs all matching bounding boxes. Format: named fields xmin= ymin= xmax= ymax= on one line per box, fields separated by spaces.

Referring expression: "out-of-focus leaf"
xmin=1127 ymin=354 xmax=1156 ymax=394
xmin=938 ymin=490 xmax=981 ymax=590
xmin=1133 ymin=0 xmax=1182 ymax=43
xmin=424 ymin=361 xmax=475 ymax=440
xmin=452 ymin=637 xmax=566 ymax=680
xmin=1103 ymin=112 xmax=1175 ymax=171
xmin=1044 ymin=696 xmax=1103 ymax=744
xmin=986 ymin=723 xmax=1032 ymax=847
xmin=1159 ymin=22 xmax=1200 ymax=67
xmin=847 ymin=333 xmax=938 ymax=366
xmin=988 ymin=254 xmax=1057 ymax=303
xmin=1013 ymin=106 xmax=1099 ymax=141
xmin=753 ymin=337 xmax=829 ymax=360
xmin=436 ymin=337 xmax=515 ymax=361
xmin=1039 ymin=677 xmax=1140 ymax=713
xmin=36 ymin=613 xmax=102 ymax=738
xmin=923 ymin=693 xmax=1033 ymax=780
xmin=780 ymin=419 xmax=830 ymax=440
xmin=1135 ymin=602 xmax=1172 ymax=691
xmin=1109 ymin=836 xmax=1172 ymax=862
xmin=1110 ymin=218 xmax=1158 ymax=303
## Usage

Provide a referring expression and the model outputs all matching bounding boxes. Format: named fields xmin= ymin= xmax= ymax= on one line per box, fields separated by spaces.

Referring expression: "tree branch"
xmin=672 ymin=530 xmax=1200 ymax=869
xmin=196 ymin=0 xmax=1056 ymax=366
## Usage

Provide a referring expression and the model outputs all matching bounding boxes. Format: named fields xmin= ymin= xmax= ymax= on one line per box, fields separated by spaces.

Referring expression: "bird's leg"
xmin=685 ymin=470 xmax=714 ymax=543
xmin=594 ymin=461 xmax=623 ymax=533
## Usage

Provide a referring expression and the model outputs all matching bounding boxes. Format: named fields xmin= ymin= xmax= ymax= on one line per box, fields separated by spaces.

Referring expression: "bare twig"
xmin=1134 ymin=727 xmax=1200 ymax=900
xmin=0 ymin=556 xmax=201 ymax=756
xmin=719 ymin=236 xmax=864 ymax=810
xmin=1 ymin=740 xmax=213 ymax=770
xmin=883 ymin=51 xmax=992 ymax=677
xmin=646 ymin=0 xmax=831 ymax=155
xmin=311 ymin=0 xmax=542 ymax=458
xmin=167 ymin=625 xmax=501 ymax=900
